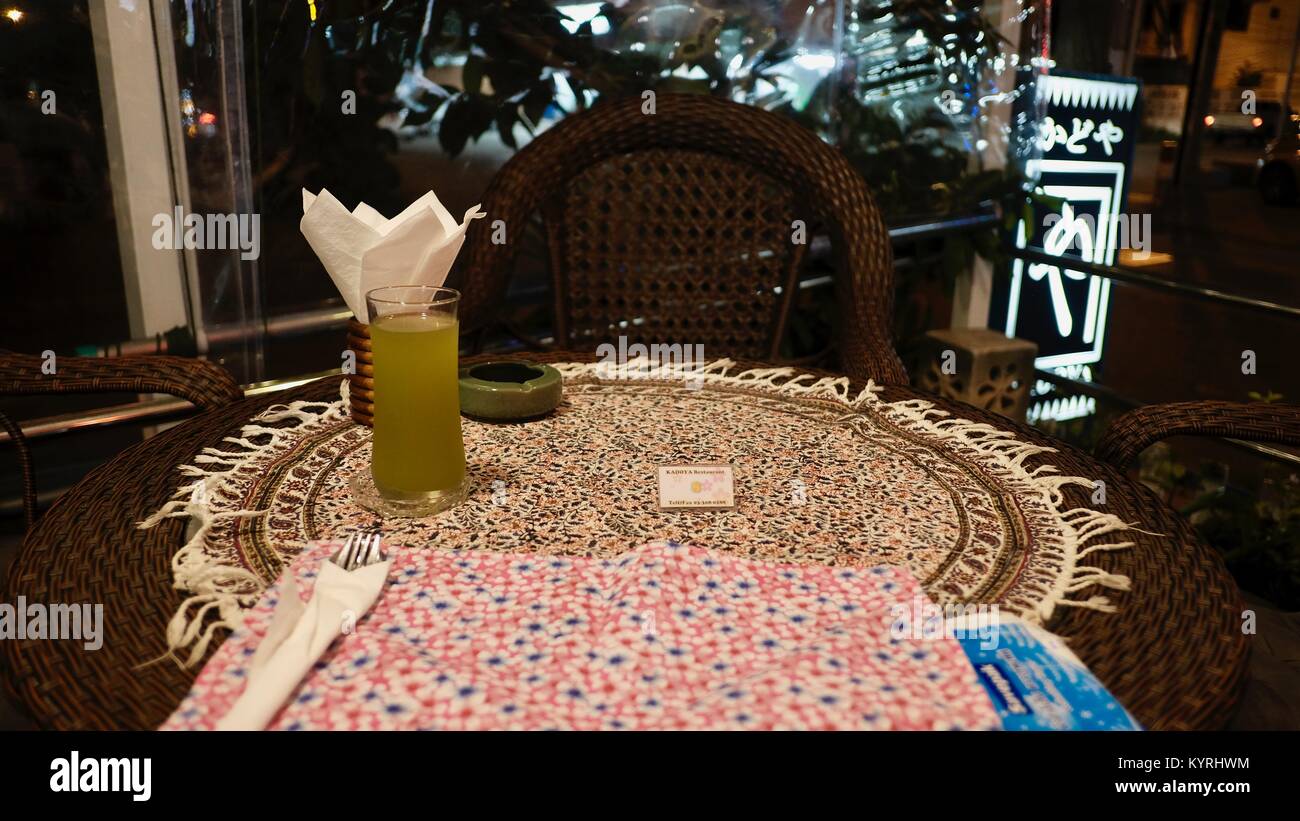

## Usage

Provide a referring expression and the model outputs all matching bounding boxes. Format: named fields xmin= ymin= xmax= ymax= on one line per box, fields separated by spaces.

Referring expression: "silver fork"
xmin=330 ymin=529 xmax=386 ymax=571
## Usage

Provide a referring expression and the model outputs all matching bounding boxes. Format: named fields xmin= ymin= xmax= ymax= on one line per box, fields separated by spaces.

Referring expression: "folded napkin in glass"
xmin=163 ymin=540 xmax=1000 ymax=730
xmin=300 ymin=188 xmax=484 ymax=319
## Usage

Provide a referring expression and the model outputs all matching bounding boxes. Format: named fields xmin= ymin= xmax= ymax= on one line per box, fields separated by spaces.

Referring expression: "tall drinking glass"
xmin=351 ymin=286 xmax=466 ymax=517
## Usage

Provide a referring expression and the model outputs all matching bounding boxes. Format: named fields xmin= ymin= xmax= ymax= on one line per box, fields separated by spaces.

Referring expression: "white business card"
xmin=657 ymin=464 xmax=736 ymax=511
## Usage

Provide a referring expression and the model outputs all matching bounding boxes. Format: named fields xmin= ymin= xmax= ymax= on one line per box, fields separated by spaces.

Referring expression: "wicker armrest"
xmin=1094 ymin=400 xmax=1300 ymax=470
xmin=0 ymin=350 xmax=243 ymax=528
xmin=0 ymin=350 xmax=243 ymax=410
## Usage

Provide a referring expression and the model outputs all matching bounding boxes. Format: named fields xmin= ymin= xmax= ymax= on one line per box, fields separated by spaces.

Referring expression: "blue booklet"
xmin=954 ymin=615 xmax=1142 ymax=731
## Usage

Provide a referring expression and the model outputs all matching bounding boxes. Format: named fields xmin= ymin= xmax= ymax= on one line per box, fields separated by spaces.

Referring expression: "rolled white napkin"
xmin=215 ymin=558 xmax=391 ymax=731
xmin=301 ymin=188 xmax=484 ymax=320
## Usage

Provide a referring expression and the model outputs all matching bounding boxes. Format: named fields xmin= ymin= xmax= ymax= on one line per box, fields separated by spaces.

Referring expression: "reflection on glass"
xmin=0 ymin=0 xmax=130 ymax=352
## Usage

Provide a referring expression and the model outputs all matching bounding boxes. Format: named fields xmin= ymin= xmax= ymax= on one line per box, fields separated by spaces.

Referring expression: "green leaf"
xmin=462 ymin=54 xmax=485 ymax=96
xmin=522 ymin=78 xmax=554 ymax=125
xmin=439 ymin=94 xmax=496 ymax=156
xmin=485 ymin=60 xmax=535 ymax=100
xmin=403 ymin=100 xmax=441 ymax=127
xmin=438 ymin=95 xmax=473 ymax=156
xmin=496 ymin=108 xmax=518 ymax=150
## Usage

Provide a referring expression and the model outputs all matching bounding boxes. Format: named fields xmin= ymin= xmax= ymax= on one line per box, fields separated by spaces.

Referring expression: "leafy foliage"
xmin=1139 ymin=424 xmax=1300 ymax=610
xmin=249 ymin=0 xmax=1041 ymax=314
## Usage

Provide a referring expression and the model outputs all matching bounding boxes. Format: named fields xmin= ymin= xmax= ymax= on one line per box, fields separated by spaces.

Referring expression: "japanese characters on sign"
xmin=990 ymin=72 xmax=1142 ymax=422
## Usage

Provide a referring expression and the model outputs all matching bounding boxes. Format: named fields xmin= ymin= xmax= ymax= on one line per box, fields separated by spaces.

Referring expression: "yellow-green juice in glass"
xmin=369 ymin=311 xmax=465 ymax=499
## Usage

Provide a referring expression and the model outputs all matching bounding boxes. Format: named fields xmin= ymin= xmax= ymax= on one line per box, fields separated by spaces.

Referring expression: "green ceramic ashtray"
xmin=459 ymin=361 xmax=562 ymax=421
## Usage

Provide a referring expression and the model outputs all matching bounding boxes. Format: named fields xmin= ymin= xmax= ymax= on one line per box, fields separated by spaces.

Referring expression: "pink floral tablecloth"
xmin=164 ymin=540 xmax=1000 ymax=730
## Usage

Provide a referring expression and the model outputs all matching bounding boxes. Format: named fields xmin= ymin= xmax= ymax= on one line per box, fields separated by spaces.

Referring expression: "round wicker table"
xmin=1 ymin=353 xmax=1248 ymax=730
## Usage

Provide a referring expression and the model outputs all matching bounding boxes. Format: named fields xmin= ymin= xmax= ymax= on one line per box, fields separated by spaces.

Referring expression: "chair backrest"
xmin=453 ymin=93 xmax=907 ymax=385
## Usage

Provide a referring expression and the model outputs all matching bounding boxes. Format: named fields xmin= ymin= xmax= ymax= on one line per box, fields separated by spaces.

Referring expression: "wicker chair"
xmin=1095 ymin=400 xmax=1300 ymax=470
xmin=0 ymin=350 xmax=243 ymax=530
xmin=449 ymin=92 xmax=907 ymax=386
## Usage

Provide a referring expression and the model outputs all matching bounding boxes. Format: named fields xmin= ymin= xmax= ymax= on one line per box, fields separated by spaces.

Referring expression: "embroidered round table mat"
xmin=1 ymin=356 xmax=1249 ymax=731
xmin=233 ymin=380 xmax=1053 ymax=604
xmin=163 ymin=359 xmax=1138 ymax=664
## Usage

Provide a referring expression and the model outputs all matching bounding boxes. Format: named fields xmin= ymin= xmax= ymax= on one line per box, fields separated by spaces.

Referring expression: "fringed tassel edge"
xmin=137 ymin=381 xmax=349 ymax=666
xmin=145 ymin=363 xmax=1144 ymax=664
xmin=848 ymin=383 xmax=1140 ymax=624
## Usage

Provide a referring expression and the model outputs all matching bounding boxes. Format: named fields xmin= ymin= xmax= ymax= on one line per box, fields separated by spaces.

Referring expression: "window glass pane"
xmin=0 ymin=1 xmax=131 ymax=353
xmin=242 ymin=0 xmax=1042 ymax=378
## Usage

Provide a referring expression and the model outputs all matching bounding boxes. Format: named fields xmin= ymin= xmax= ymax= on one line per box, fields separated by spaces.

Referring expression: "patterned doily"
xmin=145 ymin=360 xmax=1136 ymax=664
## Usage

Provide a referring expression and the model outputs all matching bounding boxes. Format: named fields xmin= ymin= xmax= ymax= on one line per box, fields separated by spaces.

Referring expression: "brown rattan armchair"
xmin=0 ymin=350 xmax=243 ymax=530
xmin=450 ymin=93 xmax=908 ymax=386
xmin=1095 ymin=400 xmax=1300 ymax=470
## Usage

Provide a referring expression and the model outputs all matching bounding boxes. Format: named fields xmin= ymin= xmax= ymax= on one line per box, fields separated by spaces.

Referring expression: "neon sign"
xmin=991 ymin=72 xmax=1142 ymax=421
